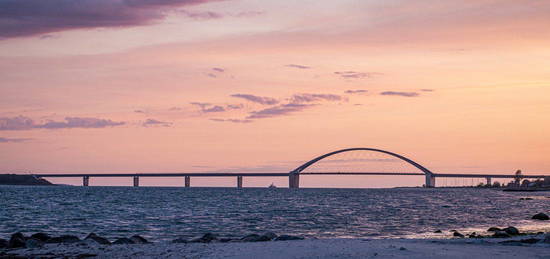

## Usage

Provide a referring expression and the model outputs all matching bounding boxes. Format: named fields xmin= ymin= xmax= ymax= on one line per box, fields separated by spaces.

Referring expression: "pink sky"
xmin=1 ymin=0 xmax=550 ymax=187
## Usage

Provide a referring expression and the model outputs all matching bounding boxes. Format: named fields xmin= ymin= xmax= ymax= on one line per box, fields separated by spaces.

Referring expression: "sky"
xmin=1 ymin=0 xmax=550 ymax=187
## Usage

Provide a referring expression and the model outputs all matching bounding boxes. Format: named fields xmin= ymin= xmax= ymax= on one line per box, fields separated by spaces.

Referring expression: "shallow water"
xmin=1 ymin=186 xmax=549 ymax=241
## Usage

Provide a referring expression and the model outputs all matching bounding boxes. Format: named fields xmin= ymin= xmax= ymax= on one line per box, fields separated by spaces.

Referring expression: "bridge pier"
xmin=486 ymin=177 xmax=492 ymax=186
xmin=185 ymin=176 xmax=191 ymax=187
xmin=83 ymin=176 xmax=89 ymax=187
xmin=425 ymin=174 xmax=435 ymax=188
xmin=237 ymin=176 xmax=243 ymax=188
xmin=133 ymin=176 xmax=139 ymax=187
xmin=289 ymin=174 xmax=300 ymax=188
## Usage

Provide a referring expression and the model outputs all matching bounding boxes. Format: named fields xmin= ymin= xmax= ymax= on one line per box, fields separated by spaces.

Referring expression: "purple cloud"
xmin=37 ymin=117 xmax=125 ymax=129
xmin=247 ymin=103 xmax=313 ymax=119
xmin=212 ymin=67 xmax=225 ymax=72
xmin=226 ymin=104 xmax=243 ymax=110
xmin=0 ymin=116 xmax=35 ymax=130
xmin=134 ymin=110 xmax=146 ymax=114
xmin=230 ymin=94 xmax=279 ymax=105
xmin=0 ymin=0 xmax=220 ymax=38
xmin=203 ymin=105 xmax=225 ymax=113
xmin=143 ymin=118 xmax=172 ymax=127
xmin=345 ymin=89 xmax=368 ymax=94
xmin=420 ymin=89 xmax=435 ymax=92
xmin=380 ymin=91 xmax=419 ymax=97
xmin=0 ymin=137 xmax=32 ymax=143
xmin=334 ymin=71 xmax=379 ymax=79
xmin=210 ymin=118 xmax=253 ymax=123
xmin=290 ymin=93 xmax=344 ymax=103
xmin=285 ymin=64 xmax=311 ymax=69
xmin=180 ymin=10 xmax=223 ymax=20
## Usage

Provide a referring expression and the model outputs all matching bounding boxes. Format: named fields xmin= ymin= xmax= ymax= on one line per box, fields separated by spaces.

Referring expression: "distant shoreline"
xmin=0 ymin=174 xmax=53 ymax=186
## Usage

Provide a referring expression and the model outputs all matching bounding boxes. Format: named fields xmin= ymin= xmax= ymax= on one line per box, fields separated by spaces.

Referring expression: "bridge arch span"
xmin=289 ymin=148 xmax=435 ymax=188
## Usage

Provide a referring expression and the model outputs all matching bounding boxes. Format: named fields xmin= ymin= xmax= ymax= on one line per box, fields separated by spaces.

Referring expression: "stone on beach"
xmin=433 ymin=230 xmax=442 ymax=233
xmin=190 ymin=233 xmax=218 ymax=243
xmin=8 ymin=232 xmax=26 ymax=248
xmin=46 ymin=235 xmax=80 ymax=244
xmin=502 ymin=226 xmax=519 ymax=235
xmin=531 ymin=213 xmax=549 ymax=220
xmin=487 ymin=227 xmax=502 ymax=232
xmin=452 ymin=231 xmax=464 ymax=238
xmin=113 ymin=238 xmax=135 ymax=245
xmin=24 ymin=238 xmax=43 ymax=248
xmin=274 ymin=235 xmax=305 ymax=241
xmin=492 ymin=231 xmax=511 ymax=238
xmin=130 ymin=235 xmax=149 ymax=244
xmin=30 ymin=233 xmax=51 ymax=242
xmin=84 ymin=233 xmax=111 ymax=245
xmin=0 ymin=238 xmax=7 ymax=248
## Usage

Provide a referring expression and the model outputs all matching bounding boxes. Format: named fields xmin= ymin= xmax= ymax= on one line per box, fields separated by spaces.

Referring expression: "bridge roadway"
xmin=33 ymin=171 xmax=548 ymax=188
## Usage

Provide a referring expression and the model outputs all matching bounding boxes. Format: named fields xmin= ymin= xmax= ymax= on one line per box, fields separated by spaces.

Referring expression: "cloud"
xmin=290 ymin=93 xmax=345 ymax=103
xmin=380 ymin=91 xmax=419 ymax=97
xmin=0 ymin=0 xmax=220 ymax=38
xmin=345 ymin=89 xmax=368 ymax=94
xmin=212 ymin=67 xmax=225 ymax=72
xmin=420 ymin=89 xmax=435 ymax=92
xmin=142 ymin=118 xmax=172 ymax=127
xmin=134 ymin=110 xmax=146 ymax=114
xmin=37 ymin=117 xmax=125 ymax=129
xmin=226 ymin=104 xmax=243 ymax=110
xmin=203 ymin=105 xmax=225 ymax=112
xmin=0 ymin=137 xmax=32 ymax=143
xmin=0 ymin=116 xmax=125 ymax=130
xmin=191 ymin=102 xmax=230 ymax=113
xmin=0 ymin=116 xmax=35 ymax=130
xmin=179 ymin=10 xmax=223 ymax=20
xmin=334 ymin=71 xmax=379 ymax=79
xmin=210 ymin=118 xmax=252 ymax=123
xmin=190 ymin=102 xmax=211 ymax=109
xmin=207 ymin=73 xmax=217 ymax=78
xmin=230 ymin=94 xmax=279 ymax=105
xmin=246 ymin=103 xmax=313 ymax=119
xmin=285 ymin=64 xmax=311 ymax=69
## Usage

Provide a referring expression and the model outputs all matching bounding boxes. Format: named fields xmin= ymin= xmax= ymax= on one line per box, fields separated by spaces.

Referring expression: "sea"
xmin=1 ymin=186 xmax=549 ymax=242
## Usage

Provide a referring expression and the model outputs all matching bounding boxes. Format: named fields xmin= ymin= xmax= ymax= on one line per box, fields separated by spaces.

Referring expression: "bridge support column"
xmin=83 ymin=176 xmax=89 ymax=187
xmin=185 ymin=176 xmax=191 ymax=187
xmin=237 ymin=176 xmax=243 ymax=188
xmin=486 ymin=177 xmax=492 ymax=186
xmin=133 ymin=176 xmax=139 ymax=187
xmin=289 ymin=174 xmax=300 ymax=189
xmin=425 ymin=174 xmax=435 ymax=188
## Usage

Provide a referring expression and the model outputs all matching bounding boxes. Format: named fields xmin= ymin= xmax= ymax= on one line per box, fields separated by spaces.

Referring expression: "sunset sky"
xmin=1 ymin=0 xmax=549 ymax=187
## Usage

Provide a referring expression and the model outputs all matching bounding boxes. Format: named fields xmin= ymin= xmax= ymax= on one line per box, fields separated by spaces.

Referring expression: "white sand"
xmin=5 ymin=236 xmax=550 ymax=259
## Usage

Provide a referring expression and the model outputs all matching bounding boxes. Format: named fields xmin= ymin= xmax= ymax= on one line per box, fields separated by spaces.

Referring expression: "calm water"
xmin=1 ymin=186 xmax=549 ymax=241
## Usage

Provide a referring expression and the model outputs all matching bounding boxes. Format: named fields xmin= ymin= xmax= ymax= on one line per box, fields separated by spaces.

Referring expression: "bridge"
xmin=33 ymin=148 xmax=549 ymax=188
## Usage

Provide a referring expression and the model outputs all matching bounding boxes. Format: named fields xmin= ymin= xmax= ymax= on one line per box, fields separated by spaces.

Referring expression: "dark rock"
xmin=30 ymin=233 xmax=51 ymax=242
xmin=468 ymin=232 xmax=480 ymax=238
xmin=25 ymin=238 xmax=43 ymax=249
xmin=487 ymin=227 xmax=502 ymax=232
xmin=399 ymin=247 xmax=407 ymax=251
xmin=0 ymin=238 xmax=8 ymax=248
xmin=262 ymin=232 xmax=277 ymax=241
xmin=112 ymin=238 xmax=134 ymax=245
xmin=8 ymin=232 xmax=26 ymax=248
xmin=492 ymin=231 xmax=511 ymax=238
xmin=274 ymin=235 xmax=304 ymax=241
xmin=452 ymin=231 xmax=464 ymax=238
xmin=433 ymin=230 xmax=442 ymax=233
xmin=503 ymin=226 xmax=520 ymax=235
xmin=130 ymin=235 xmax=148 ymax=244
xmin=190 ymin=233 xmax=218 ymax=243
xmin=531 ymin=213 xmax=549 ymax=220
xmin=47 ymin=235 xmax=80 ymax=244
xmin=84 ymin=233 xmax=111 ymax=245
xmin=519 ymin=197 xmax=533 ymax=200
xmin=240 ymin=234 xmax=261 ymax=242
xmin=219 ymin=238 xmax=233 ymax=243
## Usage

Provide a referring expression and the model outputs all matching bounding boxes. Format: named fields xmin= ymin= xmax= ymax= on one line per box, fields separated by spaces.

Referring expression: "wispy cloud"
xmin=0 ymin=137 xmax=32 ymax=143
xmin=212 ymin=67 xmax=225 ymax=72
xmin=180 ymin=10 xmax=224 ymax=20
xmin=0 ymin=116 xmax=124 ymax=130
xmin=380 ymin=91 xmax=419 ymax=97
xmin=345 ymin=89 xmax=368 ymax=94
xmin=142 ymin=118 xmax=172 ymax=127
xmin=0 ymin=0 xmax=221 ymax=38
xmin=290 ymin=93 xmax=345 ymax=103
xmin=285 ymin=64 xmax=311 ymax=69
xmin=231 ymin=94 xmax=279 ymax=105
xmin=210 ymin=118 xmax=253 ymax=123
xmin=420 ymin=89 xmax=435 ymax=92
xmin=247 ymin=103 xmax=313 ymax=119
xmin=334 ymin=71 xmax=379 ymax=79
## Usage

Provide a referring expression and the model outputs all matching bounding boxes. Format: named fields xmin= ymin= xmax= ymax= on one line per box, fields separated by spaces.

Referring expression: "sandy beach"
xmin=4 ymin=235 xmax=550 ymax=259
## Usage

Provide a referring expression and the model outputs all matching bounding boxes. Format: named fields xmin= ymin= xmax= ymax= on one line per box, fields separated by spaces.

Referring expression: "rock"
xmin=274 ymin=235 xmax=304 ymax=241
xmin=262 ymin=232 xmax=277 ymax=241
xmin=433 ymin=230 xmax=442 ymax=233
xmin=219 ymin=238 xmax=233 ymax=243
xmin=8 ymin=232 xmax=26 ymax=248
xmin=0 ymin=238 xmax=8 ymax=248
xmin=531 ymin=213 xmax=549 ymax=220
xmin=492 ymin=231 xmax=511 ymax=238
xmin=30 ymin=233 xmax=51 ymax=242
xmin=503 ymin=226 xmax=520 ymax=235
xmin=241 ymin=234 xmax=262 ymax=242
xmin=190 ymin=233 xmax=218 ymax=243
xmin=452 ymin=231 xmax=465 ymax=238
xmin=84 ymin=233 xmax=111 ymax=245
xmin=47 ymin=235 xmax=80 ymax=244
xmin=130 ymin=235 xmax=148 ymax=244
xmin=113 ymin=238 xmax=135 ymax=245
xmin=172 ymin=237 xmax=187 ymax=243
xmin=399 ymin=247 xmax=407 ymax=251
xmin=25 ymin=238 xmax=43 ymax=249
xmin=487 ymin=227 xmax=501 ymax=232
xmin=467 ymin=232 xmax=479 ymax=238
